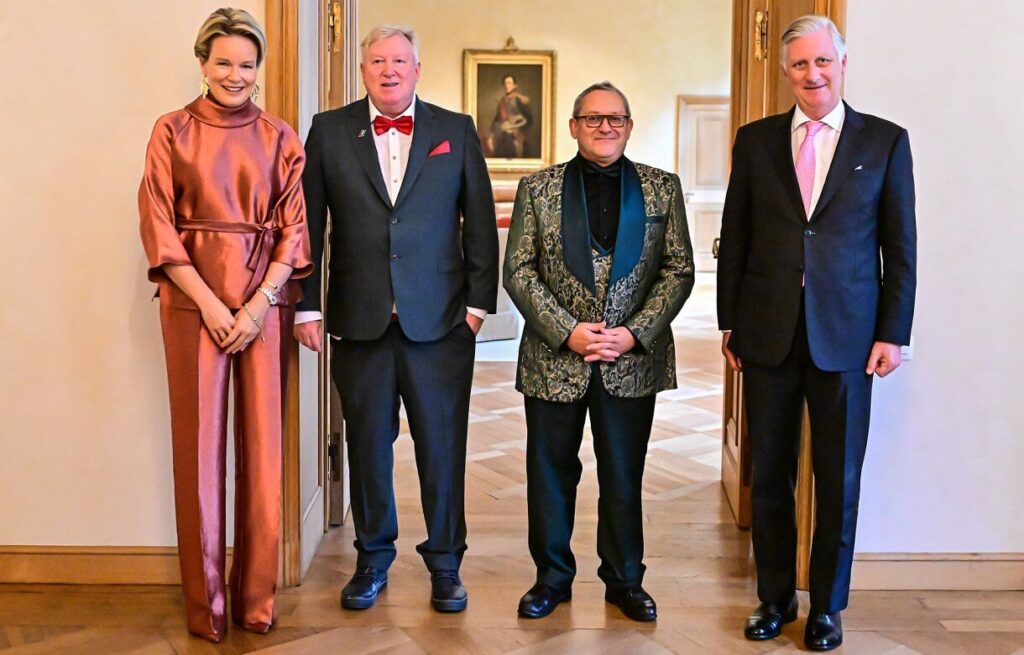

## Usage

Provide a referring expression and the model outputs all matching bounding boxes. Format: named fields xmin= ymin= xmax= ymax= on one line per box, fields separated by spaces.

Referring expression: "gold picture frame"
xmin=463 ymin=42 xmax=556 ymax=174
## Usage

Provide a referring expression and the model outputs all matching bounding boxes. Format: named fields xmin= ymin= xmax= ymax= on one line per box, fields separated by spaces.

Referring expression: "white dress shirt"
xmin=791 ymin=101 xmax=845 ymax=218
xmin=370 ymin=97 xmax=416 ymax=205
xmin=295 ymin=97 xmax=486 ymax=327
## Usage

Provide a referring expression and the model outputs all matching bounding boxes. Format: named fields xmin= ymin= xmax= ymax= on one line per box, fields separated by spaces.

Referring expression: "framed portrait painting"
xmin=463 ymin=46 xmax=556 ymax=173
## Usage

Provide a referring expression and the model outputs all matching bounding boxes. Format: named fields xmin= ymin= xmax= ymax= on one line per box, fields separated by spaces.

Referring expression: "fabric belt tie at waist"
xmin=177 ymin=218 xmax=278 ymax=297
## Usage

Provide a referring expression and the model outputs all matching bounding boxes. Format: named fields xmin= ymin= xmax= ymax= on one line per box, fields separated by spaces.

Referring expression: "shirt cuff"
xmin=467 ymin=306 xmax=487 ymax=321
xmin=295 ymin=311 xmax=322 ymax=325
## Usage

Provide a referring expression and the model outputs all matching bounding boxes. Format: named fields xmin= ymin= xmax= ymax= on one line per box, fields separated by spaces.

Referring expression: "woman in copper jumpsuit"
xmin=138 ymin=8 xmax=311 ymax=642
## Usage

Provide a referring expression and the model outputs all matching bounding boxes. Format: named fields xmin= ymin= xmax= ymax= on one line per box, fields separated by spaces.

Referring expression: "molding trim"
xmin=0 ymin=546 xmax=231 ymax=585
xmin=3 ymin=547 xmax=1021 ymax=589
xmin=264 ymin=0 xmax=303 ymax=589
xmin=853 ymin=553 xmax=1024 ymax=591
xmin=265 ymin=0 xmax=299 ymax=130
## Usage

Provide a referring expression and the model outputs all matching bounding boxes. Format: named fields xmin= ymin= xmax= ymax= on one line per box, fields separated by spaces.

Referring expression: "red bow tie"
xmin=372 ymin=115 xmax=414 ymax=135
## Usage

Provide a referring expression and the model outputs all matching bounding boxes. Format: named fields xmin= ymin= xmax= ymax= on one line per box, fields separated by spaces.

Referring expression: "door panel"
xmin=266 ymin=0 xmax=360 ymax=586
xmin=296 ymin=0 xmax=327 ymax=579
xmin=691 ymin=205 xmax=724 ymax=273
xmin=321 ymin=0 xmax=359 ymax=531
xmin=677 ymin=96 xmax=729 ymax=272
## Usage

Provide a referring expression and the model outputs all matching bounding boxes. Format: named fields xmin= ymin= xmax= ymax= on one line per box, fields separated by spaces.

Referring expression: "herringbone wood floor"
xmin=3 ymin=281 xmax=1023 ymax=653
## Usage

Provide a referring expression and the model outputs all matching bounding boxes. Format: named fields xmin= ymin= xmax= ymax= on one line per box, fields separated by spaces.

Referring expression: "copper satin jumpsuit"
xmin=138 ymin=96 xmax=312 ymax=640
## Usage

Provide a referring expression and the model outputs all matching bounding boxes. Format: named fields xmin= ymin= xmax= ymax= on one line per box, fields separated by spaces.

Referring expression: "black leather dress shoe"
xmin=430 ymin=571 xmax=468 ymax=612
xmin=340 ymin=566 xmax=388 ymax=610
xmin=605 ymin=586 xmax=657 ymax=622
xmin=744 ymin=596 xmax=798 ymax=640
xmin=805 ymin=610 xmax=843 ymax=651
xmin=518 ymin=583 xmax=572 ymax=618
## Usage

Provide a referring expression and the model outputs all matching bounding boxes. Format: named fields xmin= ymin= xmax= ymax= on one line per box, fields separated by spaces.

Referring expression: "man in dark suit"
xmin=717 ymin=16 xmax=916 ymax=651
xmin=294 ymin=25 xmax=498 ymax=613
xmin=504 ymin=82 xmax=694 ymax=622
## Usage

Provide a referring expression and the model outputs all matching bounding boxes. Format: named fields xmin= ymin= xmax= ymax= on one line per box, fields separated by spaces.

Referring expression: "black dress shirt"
xmin=580 ymin=155 xmax=622 ymax=252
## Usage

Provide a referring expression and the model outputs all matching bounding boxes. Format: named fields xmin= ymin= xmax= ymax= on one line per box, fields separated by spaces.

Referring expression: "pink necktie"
xmin=796 ymin=120 xmax=826 ymax=218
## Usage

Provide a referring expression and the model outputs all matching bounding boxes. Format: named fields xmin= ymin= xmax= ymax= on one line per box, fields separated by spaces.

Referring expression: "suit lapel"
xmin=394 ymin=99 xmax=434 ymax=209
xmin=345 ymin=98 xmax=392 ymax=209
xmin=560 ymin=156 xmax=596 ymax=293
xmin=809 ymin=101 xmax=864 ymax=223
xmin=768 ymin=108 xmax=808 ymax=224
xmin=608 ymin=157 xmax=647 ymax=286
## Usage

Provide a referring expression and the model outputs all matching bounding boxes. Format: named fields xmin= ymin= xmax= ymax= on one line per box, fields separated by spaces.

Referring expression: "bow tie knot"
xmin=372 ymin=115 xmax=414 ymax=135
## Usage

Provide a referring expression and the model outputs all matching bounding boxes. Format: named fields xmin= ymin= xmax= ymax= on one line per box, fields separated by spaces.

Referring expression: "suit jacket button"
xmin=804 ymin=229 xmax=815 ymax=237
xmin=391 ymin=218 xmax=398 ymax=224
xmin=392 ymin=254 xmax=399 ymax=260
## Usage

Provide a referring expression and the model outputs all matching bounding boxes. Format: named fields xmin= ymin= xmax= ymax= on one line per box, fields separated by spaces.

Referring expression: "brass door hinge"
xmin=754 ymin=9 xmax=769 ymax=62
xmin=328 ymin=2 xmax=343 ymax=54
xmin=328 ymin=432 xmax=342 ymax=481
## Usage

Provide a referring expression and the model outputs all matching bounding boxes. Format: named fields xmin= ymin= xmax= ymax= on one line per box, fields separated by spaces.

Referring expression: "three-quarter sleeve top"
xmin=139 ymin=96 xmax=313 ymax=309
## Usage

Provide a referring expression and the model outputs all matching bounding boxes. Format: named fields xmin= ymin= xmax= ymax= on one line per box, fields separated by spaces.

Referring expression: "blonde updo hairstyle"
xmin=194 ymin=7 xmax=267 ymax=66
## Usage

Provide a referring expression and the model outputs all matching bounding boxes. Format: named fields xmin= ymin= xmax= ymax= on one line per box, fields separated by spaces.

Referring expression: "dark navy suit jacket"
xmin=298 ymin=98 xmax=498 ymax=342
xmin=717 ymin=102 xmax=917 ymax=372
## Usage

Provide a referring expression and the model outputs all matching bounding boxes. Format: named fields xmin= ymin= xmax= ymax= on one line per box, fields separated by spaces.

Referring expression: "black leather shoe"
xmin=518 ymin=583 xmax=572 ymax=618
xmin=430 ymin=570 xmax=468 ymax=612
xmin=744 ymin=596 xmax=798 ymax=640
xmin=340 ymin=566 xmax=388 ymax=610
xmin=605 ymin=586 xmax=657 ymax=622
xmin=805 ymin=610 xmax=843 ymax=651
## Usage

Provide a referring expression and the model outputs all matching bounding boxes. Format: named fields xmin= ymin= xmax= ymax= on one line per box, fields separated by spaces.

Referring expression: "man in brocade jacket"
xmin=504 ymin=81 xmax=694 ymax=622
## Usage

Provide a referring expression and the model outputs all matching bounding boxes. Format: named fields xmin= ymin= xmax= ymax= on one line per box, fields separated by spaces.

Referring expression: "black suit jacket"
xmin=298 ymin=97 xmax=498 ymax=342
xmin=717 ymin=102 xmax=916 ymax=372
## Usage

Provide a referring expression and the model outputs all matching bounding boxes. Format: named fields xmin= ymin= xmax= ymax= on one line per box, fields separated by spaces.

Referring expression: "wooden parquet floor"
xmin=3 ymin=281 xmax=1024 ymax=653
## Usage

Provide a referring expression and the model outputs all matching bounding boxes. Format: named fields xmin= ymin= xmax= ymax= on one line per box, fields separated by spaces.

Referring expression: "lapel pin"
xmin=358 ymin=129 xmax=367 ymax=138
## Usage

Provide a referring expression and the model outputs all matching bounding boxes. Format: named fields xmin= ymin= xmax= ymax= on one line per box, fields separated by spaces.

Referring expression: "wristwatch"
xmin=257 ymin=286 xmax=278 ymax=306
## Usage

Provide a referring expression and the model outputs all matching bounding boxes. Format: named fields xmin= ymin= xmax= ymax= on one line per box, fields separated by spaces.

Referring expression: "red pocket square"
xmin=428 ymin=140 xmax=451 ymax=157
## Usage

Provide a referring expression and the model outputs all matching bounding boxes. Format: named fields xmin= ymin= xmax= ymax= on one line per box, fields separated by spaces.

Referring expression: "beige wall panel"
xmin=0 ymin=0 xmax=264 ymax=546
xmin=359 ymin=0 xmax=732 ymax=172
xmin=845 ymin=0 xmax=1024 ymax=553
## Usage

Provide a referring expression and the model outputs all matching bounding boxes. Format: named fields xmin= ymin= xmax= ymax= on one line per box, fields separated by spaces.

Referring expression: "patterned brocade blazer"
xmin=503 ymin=156 xmax=695 ymax=402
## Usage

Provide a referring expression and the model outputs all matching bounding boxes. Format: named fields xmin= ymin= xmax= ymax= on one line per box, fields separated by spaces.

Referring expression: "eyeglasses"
xmin=573 ymin=114 xmax=630 ymax=128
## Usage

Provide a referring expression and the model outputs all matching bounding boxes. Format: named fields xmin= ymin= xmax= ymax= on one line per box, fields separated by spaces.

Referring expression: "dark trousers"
xmin=524 ymin=368 xmax=656 ymax=592
xmin=332 ymin=320 xmax=476 ymax=573
xmin=743 ymin=301 xmax=873 ymax=613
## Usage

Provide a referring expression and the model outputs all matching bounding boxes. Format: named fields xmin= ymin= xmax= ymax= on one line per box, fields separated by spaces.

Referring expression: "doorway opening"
xmin=312 ymin=0 xmax=738 ymax=592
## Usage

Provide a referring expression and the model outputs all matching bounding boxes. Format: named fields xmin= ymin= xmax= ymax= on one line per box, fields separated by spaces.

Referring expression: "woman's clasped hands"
xmin=199 ymin=292 xmax=268 ymax=354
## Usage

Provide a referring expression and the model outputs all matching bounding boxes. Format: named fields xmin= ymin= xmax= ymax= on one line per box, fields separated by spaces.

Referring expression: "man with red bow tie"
xmin=295 ymin=25 xmax=498 ymax=614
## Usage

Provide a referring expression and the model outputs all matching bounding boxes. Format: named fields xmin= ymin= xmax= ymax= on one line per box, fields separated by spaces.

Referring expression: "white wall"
xmin=0 ymin=0 xmax=264 ymax=546
xmin=846 ymin=0 xmax=1024 ymax=552
xmin=360 ymin=0 xmax=732 ymax=172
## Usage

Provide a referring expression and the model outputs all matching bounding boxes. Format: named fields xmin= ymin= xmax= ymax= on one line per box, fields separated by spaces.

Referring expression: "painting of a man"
xmin=475 ymin=62 xmax=544 ymax=161
xmin=465 ymin=49 xmax=554 ymax=172
xmin=488 ymin=74 xmax=533 ymax=158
